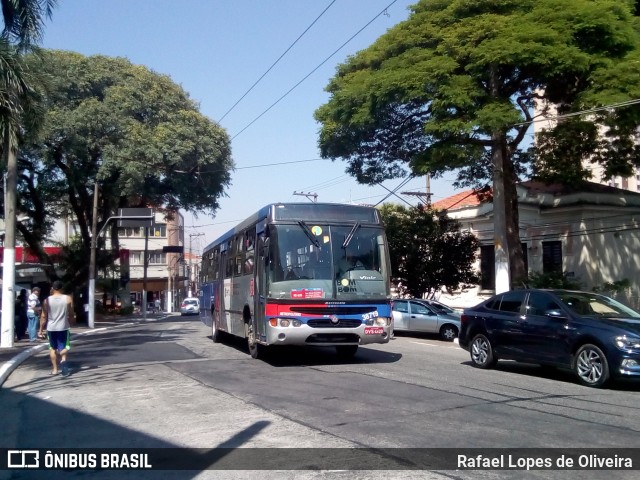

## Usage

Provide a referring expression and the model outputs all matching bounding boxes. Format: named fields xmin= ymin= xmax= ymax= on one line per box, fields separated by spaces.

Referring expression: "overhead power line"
xmin=217 ymin=1 xmax=337 ymax=123
xmin=515 ymin=98 xmax=640 ymax=127
xmin=231 ymin=0 xmax=400 ymax=140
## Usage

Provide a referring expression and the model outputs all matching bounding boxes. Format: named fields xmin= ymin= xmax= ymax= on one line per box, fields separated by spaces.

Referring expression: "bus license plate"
xmin=364 ymin=326 xmax=384 ymax=335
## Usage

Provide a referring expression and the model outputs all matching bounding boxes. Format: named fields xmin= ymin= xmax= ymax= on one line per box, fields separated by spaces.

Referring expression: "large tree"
xmin=315 ymin=0 xmax=640 ymax=291
xmin=15 ymin=50 xmax=233 ymax=287
xmin=379 ymin=203 xmax=479 ymax=298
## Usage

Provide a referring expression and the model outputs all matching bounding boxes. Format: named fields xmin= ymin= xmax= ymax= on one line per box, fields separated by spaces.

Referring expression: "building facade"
xmin=432 ymin=181 xmax=640 ymax=310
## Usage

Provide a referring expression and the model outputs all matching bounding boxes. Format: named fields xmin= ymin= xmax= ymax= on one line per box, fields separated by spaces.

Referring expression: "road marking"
xmin=409 ymin=341 xmax=459 ymax=349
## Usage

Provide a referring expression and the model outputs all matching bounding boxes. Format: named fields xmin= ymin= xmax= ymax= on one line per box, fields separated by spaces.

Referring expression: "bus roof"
xmin=203 ymin=202 xmax=381 ymax=251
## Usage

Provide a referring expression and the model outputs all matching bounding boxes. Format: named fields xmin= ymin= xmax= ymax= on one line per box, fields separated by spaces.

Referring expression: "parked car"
xmin=180 ymin=297 xmax=200 ymax=316
xmin=458 ymin=289 xmax=640 ymax=388
xmin=391 ymin=299 xmax=460 ymax=341
xmin=421 ymin=299 xmax=461 ymax=317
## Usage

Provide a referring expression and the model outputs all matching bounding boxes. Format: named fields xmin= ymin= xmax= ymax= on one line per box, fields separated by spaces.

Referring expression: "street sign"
xmin=117 ymin=208 xmax=154 ymax=227
xmin=163 ymin=246 xmax=184 ymax=253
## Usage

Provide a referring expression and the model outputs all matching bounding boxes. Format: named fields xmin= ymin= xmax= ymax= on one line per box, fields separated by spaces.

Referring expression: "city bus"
xmin=198 ymin=203 xmax=393 ymax=359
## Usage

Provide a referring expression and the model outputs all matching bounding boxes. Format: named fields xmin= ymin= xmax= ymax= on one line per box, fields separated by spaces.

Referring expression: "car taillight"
xmin=460 ymin=314 xmax=471 ymax=325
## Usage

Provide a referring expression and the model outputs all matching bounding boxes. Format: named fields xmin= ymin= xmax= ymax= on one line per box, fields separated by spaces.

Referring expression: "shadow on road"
xmin=208 ymin=332 xmax=402 ymax=367
xmin=459 ymin=359 xmax=640 ymax=391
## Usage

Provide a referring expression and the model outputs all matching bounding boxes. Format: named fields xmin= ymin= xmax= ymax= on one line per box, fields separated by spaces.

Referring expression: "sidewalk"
xmin=0 ymin=313 xmax=157 ymax=386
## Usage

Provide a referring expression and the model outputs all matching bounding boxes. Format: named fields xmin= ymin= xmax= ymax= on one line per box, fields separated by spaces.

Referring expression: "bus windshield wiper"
xmin=297 ymin=221 xmax=320 ymax=248
xmin=342 ymin=222 xmax=361 ymax=248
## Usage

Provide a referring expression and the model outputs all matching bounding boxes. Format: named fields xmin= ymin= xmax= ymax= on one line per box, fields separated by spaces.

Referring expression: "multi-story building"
xmin=113 ymin=210 xmax=187 ymax=312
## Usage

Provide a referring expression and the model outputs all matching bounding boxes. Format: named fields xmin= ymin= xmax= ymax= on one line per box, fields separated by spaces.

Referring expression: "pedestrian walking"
xmin=39 ymin=281 xmax=74 ymax=377
xmin=14 ymin=289 xmax=28 ymax=341
xmin=27 ymin=287 xmax=42 ymax=342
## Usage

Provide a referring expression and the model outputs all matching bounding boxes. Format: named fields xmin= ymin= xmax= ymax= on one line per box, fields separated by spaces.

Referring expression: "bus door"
xmin=219 ymin=248 xmax=232 ymax=333
xmin=254 ymin=235 xmax=269 ymax=341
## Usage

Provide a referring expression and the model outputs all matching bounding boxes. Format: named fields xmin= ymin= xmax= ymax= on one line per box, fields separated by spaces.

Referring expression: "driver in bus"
xmin=336 ymin=254 xmax=365 ymax=279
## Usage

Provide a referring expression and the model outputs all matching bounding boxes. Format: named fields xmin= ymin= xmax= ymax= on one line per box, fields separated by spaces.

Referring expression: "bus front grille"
xmin=307 ymin=319 xmax=362 ymax=328
xmin=291 ymin=306 xmax=377 ymax=315
xmin=305 ymin=333 xmax=360 ymax=344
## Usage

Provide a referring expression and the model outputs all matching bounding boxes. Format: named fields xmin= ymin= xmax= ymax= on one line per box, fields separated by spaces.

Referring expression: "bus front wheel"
xmin=336 ymin=345 xmax=358 ymax=358
xmin=246 ymin=323 xmax=261 ymax=359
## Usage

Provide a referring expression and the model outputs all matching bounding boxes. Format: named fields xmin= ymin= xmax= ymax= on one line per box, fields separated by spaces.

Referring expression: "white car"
xmin=180 ymin=297 xmax=200 ymax=316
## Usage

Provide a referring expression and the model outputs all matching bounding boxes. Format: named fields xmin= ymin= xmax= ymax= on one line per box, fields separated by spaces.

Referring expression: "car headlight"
xmin=615 ymin=335 xmax=640 ymax=350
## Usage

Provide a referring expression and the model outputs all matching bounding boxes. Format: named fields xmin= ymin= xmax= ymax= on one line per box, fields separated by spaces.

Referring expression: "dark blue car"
xmin=458 ymin=289 xmax=640 ymax=388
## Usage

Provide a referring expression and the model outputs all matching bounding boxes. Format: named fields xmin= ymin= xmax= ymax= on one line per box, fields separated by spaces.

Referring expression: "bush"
xmin=527 ymin=271 xmax=582 ymax=290
xmin=118 ymin=306 xmax=134 ymax=315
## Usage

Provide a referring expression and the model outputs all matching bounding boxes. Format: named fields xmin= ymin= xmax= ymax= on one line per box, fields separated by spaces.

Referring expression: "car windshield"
xmin=556 ymin=292 xmax=640 ymax=318
xmin=184 ymin=299 xmax=198 ymax=305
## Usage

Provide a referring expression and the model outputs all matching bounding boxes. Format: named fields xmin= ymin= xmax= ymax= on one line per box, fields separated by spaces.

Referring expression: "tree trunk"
xmin=502 ymin=144 xmax=526 ymax=287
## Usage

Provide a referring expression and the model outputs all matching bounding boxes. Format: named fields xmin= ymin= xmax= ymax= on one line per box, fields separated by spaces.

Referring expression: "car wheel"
xmin=439 ymin=324 xmax=459 ymax=341
xmin=336 ymin=345 xmax=358 ymax=358
xmin=470 ymin=333 xmax=497 ymax=369
xmin=573 ymin=344 xmax=610 ymax=388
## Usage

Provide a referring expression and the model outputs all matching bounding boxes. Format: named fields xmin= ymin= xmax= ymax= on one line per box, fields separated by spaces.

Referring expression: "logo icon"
xmin=8 ymin=450 xmax=39 ymax=468
xmin=330 ymin=315 xmax=339 ymax=325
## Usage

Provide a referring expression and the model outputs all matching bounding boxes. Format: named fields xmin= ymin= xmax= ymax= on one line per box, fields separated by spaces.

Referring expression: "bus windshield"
xmin=267 ymin=223 xmax=389 ymax=300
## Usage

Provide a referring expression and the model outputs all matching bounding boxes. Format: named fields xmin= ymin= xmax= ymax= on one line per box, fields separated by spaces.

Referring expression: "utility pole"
xmin=1 ymin=137 xmax=17 ymax=348
xmin=293 ymin=191 xmax=318 ymax=202
xmin=142 ymin=226 xmax=149 ymax=320
xmin=188 ymin=233 xmax=204 ymax=296
xmin=88 ymin=182 xmax=99 ymax=328
xmin=401 ymin=173 xmax=433 ymax=207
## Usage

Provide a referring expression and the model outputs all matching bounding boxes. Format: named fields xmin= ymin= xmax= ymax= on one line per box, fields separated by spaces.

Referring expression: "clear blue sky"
xmin=42 ymin=0 xmax=458 ymax=254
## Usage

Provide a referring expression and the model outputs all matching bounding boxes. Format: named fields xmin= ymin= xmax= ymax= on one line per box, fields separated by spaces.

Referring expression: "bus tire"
xmin=246 ymin=323 xmax=260 ymax=359
xmin=211 ymin=319 xmax=220 ymax=343
xmin=336 ymin=345 xmax=358 ymax=358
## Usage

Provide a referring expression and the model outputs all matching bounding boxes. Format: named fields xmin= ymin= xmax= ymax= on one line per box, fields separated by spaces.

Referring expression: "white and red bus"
xmin=199 ymin=203 xmax=393 ymax=359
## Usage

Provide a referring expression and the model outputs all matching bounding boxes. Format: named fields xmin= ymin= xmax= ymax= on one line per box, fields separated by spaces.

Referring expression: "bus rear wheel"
xmin=336 ymin=345 xmax=358 ymax=358
xmin=211 ymin=318 xmax=220 ymax=343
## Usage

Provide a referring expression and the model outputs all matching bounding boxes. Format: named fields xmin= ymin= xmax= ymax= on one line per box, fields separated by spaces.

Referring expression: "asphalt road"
xmin=1 ymin=315 xmax=639 ymax=480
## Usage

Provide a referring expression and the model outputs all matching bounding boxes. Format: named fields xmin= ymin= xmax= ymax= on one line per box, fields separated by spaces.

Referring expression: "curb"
xmin=0 ymin=343 xmax=49 ymax=387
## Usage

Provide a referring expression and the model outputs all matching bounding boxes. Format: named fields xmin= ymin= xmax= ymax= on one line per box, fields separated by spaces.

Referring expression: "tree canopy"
xmin=14 ymin=50 xmax=233 ymax=286
xmin=379 ymin=203 xmax=479 ymax=298
xmin=316 ymin=0 xmax=640 ymax=288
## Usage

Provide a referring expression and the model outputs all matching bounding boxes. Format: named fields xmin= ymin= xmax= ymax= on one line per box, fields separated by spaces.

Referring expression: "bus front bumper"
xmin=263 ymin=323 xmax=391 ymax=346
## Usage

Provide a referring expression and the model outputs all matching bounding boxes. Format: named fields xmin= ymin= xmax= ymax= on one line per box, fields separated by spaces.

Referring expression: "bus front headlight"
xmin=375 ymin=317 xmax=390 ymax=327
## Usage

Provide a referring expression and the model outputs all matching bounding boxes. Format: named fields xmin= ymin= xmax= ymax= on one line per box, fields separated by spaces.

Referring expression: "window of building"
xmin=118 ymin=227 xmax=145 ymax=237
xmin=148 ymin=252 xmax=166 ymax=264
xmin=130 ymin=251 xmax=143 ymax=265
xmin=150 ymin=224 xmax=166 ymax=237
xmin=542 ymin=241 xmax=563 ymax=273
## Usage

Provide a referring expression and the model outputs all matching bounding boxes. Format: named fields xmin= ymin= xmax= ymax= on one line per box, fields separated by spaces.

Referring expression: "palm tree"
xmin=1 ymin=0 xmax=56 ymax=348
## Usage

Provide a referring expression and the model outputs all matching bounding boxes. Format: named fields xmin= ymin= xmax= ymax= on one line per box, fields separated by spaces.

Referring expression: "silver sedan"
xmin=392 ymin=299 xmax=460 ymax=341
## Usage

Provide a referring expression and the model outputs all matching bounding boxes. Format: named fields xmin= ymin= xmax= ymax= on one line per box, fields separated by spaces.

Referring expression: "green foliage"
xmin=593 ymin=278 xmax=632 ymax=294
xmin=13 ymin=50 xmax=234 ymax=287
xmin=316 ymin=0 xmax=640 ymax=186
xmin=379 ymin=203 xmax=480 ymax=298
xmin=527 ymin=271 xmax=583 ymax=290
